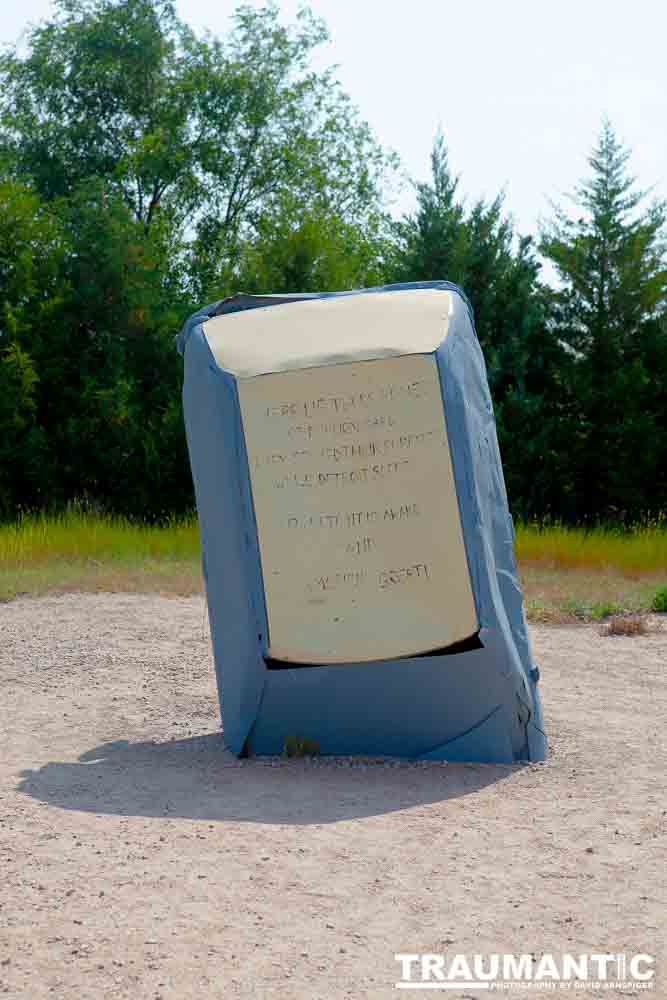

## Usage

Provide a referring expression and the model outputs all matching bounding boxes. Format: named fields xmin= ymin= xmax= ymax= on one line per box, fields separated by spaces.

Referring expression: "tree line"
xmin=1 ymin=0 xmax=665 ymax=524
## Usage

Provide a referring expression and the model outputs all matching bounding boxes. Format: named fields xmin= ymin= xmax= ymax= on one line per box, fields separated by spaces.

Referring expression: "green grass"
xmin=515 ymin=522 xmax=667 ymax=619
xmin=521 ymin=568 xmax=663 ymax=623
xmin=515 ymin=521 xmax=667 ymax=574
xmin=0 ymin=511 xmax=201 ymax=601
xmin=1 ymin=512 xmax=666 ymax=619
xmin=0 ymin=510 xmax=200 ymax=565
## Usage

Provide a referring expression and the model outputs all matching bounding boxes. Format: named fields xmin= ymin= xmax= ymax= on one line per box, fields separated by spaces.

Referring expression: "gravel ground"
xmin=0 ymin=593 xmax=665 ymax=1000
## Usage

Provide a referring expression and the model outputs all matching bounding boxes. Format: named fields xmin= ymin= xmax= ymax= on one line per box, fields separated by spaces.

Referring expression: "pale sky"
xmin=2 ymin=0 xmax=666 ymax=243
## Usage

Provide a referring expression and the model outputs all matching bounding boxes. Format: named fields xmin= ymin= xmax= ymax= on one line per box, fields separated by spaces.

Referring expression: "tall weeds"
xmin=2 ymin=513 xmax=665 ymax=576
xmin=515 ymin=521 xmax=667 ymax=574
xmin=0 ymin=511 xmax=200 ymax=567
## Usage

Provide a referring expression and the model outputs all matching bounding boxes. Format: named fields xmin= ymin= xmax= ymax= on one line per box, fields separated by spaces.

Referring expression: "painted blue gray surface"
xmin=177 ymin=281 xmax=547 ymax=763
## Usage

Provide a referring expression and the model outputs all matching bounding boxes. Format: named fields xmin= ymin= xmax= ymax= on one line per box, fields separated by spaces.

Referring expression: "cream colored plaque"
xmin=238 ymin=354 xmax=478 ymax=663
xmin=204 ymin=289 xmax=453 ymax=377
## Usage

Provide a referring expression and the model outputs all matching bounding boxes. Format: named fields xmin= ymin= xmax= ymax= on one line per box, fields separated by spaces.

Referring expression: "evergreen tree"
xmin=394 ymin=132 xmax=467 ymax=282
xmin=540 ymin=120 xmax=667 ymax=522
xmin=394 ymin=133 xmax=569 ymax=520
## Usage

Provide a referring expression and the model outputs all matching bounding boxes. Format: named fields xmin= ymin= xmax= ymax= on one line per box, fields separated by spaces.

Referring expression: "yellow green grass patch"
xmin=0 ymin=511 xmax=201 ymax=601
xmin=1 ymin=513 xmax=666 ymax=619
xmin=515 ymin=521 xmax=667 ymax=575
xmin=520 ymin=564 xmax=664 ymax=623
xmin=0 ymin=510 xmax=200 ymax=566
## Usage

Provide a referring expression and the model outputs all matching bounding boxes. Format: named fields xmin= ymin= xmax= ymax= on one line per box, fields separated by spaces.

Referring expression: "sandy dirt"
xmin=0 ymin=593 xmax=665 ymax=1000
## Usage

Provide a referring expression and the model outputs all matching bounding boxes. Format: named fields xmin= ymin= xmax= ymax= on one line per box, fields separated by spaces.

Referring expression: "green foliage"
xmin=0 ymin=180 xmax=65 ymax=317
xmin=540 ymin=120 xmax=667 ymax=523
xmin=0 ymin=0 xmax=391 ymax=280
xmin=232 ymin=196 xmax=393 ymax=295
xmin=589 ymin=600 xmax=623 ymax=621
xmin=652 ymin=587 xmax=667 ymax=613
xmin=0 ymin=344 xmax=44 ymax=518
xmin=0 ymin=0 xmax=393 ymax=520
xmin=392 ymin=131 xmax=570 ymax=520
xmin=0 ymin=2 xmax=665 ymax=527
xmin=184 ymin=2 xmax=396 ymax=298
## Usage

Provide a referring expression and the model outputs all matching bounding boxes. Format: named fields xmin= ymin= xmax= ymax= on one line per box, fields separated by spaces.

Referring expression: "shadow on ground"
xmin=17 ymin=734 xmax=517 ymax=824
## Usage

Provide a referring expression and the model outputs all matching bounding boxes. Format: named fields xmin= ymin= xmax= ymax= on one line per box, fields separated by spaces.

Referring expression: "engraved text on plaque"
xmin=237 ymin=354 xmax=478 ymax=663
